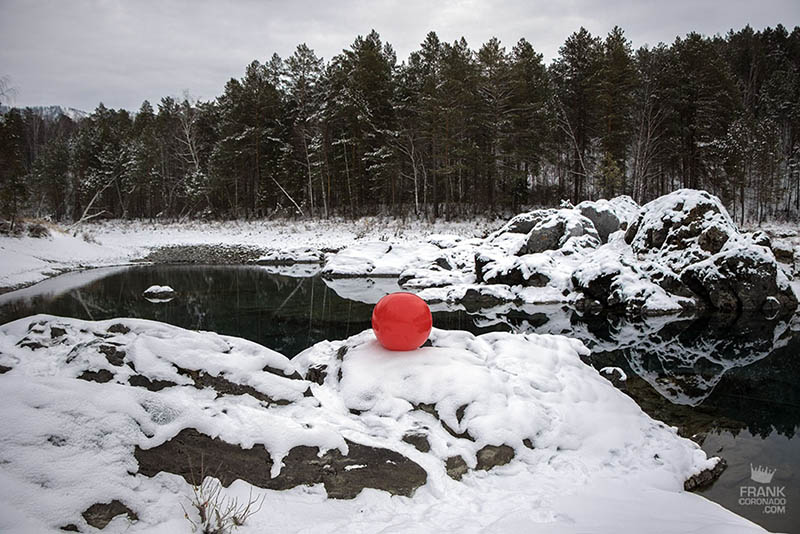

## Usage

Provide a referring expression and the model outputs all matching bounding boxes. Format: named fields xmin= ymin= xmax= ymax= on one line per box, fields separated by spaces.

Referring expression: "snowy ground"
xmin=0 ymin=218 xmax=500 ymax=292
xmin=0 ymin=316 xmax=768 ymax=533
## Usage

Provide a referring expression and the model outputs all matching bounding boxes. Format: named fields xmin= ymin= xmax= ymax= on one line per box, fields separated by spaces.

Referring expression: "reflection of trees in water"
xmin=0 ymin=267 xmax=379 ymax=357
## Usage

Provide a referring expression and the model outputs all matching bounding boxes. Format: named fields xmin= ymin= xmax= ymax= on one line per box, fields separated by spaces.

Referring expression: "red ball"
xmin=372 ymin=292 xmax=433 ymax=351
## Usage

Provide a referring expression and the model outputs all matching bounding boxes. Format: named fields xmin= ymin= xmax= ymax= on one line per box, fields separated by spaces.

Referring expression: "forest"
xmin=1 ymin=24 xmax=799 ymax=225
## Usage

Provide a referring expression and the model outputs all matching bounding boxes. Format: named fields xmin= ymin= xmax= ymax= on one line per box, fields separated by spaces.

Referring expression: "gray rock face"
xmin=577 ymin=202 xmax=621 ymax=243
xmin=681 ymin=250 xmax=798 ymax=314
xmin=624 ymin=190 xmax=736 ymax=269
xmin=135 ymin=428 xmax=427 ymax=499
xmin=519 ymin=211 xmax=600 ymax=255
xmin=82 ymin=500 xmax=138 ymax=530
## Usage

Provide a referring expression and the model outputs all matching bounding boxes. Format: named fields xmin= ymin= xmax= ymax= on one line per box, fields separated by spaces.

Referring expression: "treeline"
xmin=1 ymin=24 xmax=799 ymax=224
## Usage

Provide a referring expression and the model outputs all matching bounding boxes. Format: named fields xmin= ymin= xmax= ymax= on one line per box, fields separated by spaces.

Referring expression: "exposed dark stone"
xmin=134 ymin=428 xmax=427 ymax=499
xmin=127 ymin=375 xmax=177 ymax=392
xmin=98 ymin=344 xmax=126 ymax=366
xmin=17 ymin=339 xmax=46 ymax=350
xmin=305 ymin=365 xmax=328 ymax=385
xmin=0 ymin=364 xmax=10 ymax=374
xmin=107 ymin=324 xmax=130 ymax=335
xmin=684 ymin=458 xmax=727 ymax=491
xmin=262 ymin=364 xmax=303 ymax=380
xmin=178 ymin=368 xmax=289 ymax=404
xmin=81 ymin=500 xmax=137 ymax=529
xmin=78 ymin=369 xmax=114 ymax=383
xmin=771 ymin=241 xmax=795 ymax=264
xmin=624 ymin=219 xmax=639 ymax=244
xmin=751 ymin=231 xmax=771 ymax=248
xmin=60 ymin=524 xmax=79 ymax=532
xmin=698 ymin=225 xmax=729 ymax=254
xmin=681 ymin=252 xmax=798 ymax=316
xmin=434 ymin=257 xmax=453 ymax=270
xmin=649 ymin=269 xmax=695 ymax=298
xmin=474 ymin=252 xmax=492 ymax=283
xmin=140 ymin=244 xmax=266 ymax=265
xmin=48 ymin=435 xmax=67 ymax=446
xmin=402 ymin=432 xmax=431 ymax=453
xmin=522 ymin=438 xmax=534 ymax=449
xmin=445 ymin=456 xmax=469 ymax=481
xmin=460 ymin=288 xmax=512 ymax=312
xmin=415 ymin=402 xmax=438 ymax=418
xmin=481 ymin=264 xmax=524 ymax=286
xmin=522 ymin=220 xmax=566 ymax=254
xmin=50 ymin=326 xmax=67 ymax=338
xmin=476 ymin=444 xmax=515 ymax=471
xmin=572 ymin=271 xmax=618 ymax=307
xmin=577 ymin=204 xmax=620 ymax=243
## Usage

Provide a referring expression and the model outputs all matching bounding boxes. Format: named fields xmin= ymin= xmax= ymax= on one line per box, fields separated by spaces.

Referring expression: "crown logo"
xmin=750 ymin=464 xmax=776 ymax=484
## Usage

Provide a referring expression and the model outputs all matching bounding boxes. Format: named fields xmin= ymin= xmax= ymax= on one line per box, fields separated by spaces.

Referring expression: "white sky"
xmin=1 ymin=0 xmax=798 ymax=111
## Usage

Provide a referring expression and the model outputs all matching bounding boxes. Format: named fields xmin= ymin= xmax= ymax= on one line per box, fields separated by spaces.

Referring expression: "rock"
xmin=684 ymin=458 xmax=727 ymax=491
xmin=445 ymin=456 xmax=469 ymax=481
xmin=255 ymin=247 xmax=323 ymax=266
xmin=81 ymin=500 xmax=137 ymax=529
xmin=77 ymin=369 xmax=114 ymax=383
xmin=524 ymin=218 xmax=566 ymax=253
xmin=402 ymin=431 xmax=431 ymax=453
xmin=771 ymin=239 xmax=794 ymax=264
xmin=750 ymin=230 xmax=771 ymax=248
xmin=625 ymin=189 xmax=738 ymax=270
xmin=576 ymin=201 xmax=621 ymax=243
xmin=142 ymin=285 xmax=175 ymax=300
xmin=681 ymin=249 xmax=798 ymax=315
xmin=495 ymin=211 xmax=548 ymax=235
xmin=475 ymin=445 xmax=515 ymax=471
xmin=459 ymin=288 xmax=514 ymax=312
xmin=697 ymin=225 xmax=730 ymax=254
xmin=135 ymin=428 xmax=427 ymax=499
xmin=519 ymin=210 xmax=600 ymax=255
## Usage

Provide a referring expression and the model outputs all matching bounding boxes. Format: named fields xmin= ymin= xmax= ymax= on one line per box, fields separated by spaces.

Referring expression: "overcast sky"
xmin=1 ymin=0 xmax=798 ymax=111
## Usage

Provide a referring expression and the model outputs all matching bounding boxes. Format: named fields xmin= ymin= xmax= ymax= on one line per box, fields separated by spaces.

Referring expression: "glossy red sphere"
xmin=372 ymin=292 xmax=432 ymax=351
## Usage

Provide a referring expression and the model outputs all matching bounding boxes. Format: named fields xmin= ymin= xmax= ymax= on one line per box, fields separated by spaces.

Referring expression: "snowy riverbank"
xmin=0 ymin=315 xmax=768 ymax=533
xmin=0 ymin=217 xmax=500 ymax=293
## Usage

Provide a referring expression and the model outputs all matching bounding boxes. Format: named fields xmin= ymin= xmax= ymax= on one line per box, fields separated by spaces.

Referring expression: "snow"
xmin=143 ymin=285 xmax=175 ymax=295
xmin=0 ymin=315 xmax=767 ymax=533
xmin=321 ymin=240 xmax=442 ymax=277
xmin=0 ymin=217 xmax=499 ymax=292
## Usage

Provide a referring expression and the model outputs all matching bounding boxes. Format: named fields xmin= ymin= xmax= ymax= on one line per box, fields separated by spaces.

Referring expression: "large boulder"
xmin=681 ymin=247 xmax=798 ymax=315
xmin=624 ymin=189 xmax=738 ymax=270
xmin=519 ymin=209 xmax=601 ymax=255
xmin=576 ymin=200 xmax=621 ymax=243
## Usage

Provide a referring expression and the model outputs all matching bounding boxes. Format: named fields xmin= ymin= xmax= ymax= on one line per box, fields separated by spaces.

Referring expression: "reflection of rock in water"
xmin=585 ymin=313 xmax=790 ymax=407
xmin=482 ymin=308 xmax=790 ymax=407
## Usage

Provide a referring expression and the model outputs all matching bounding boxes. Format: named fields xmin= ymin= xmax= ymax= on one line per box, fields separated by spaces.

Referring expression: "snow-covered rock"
xmin=0 ymin=315 xmax=749 ymax=533
xmin=322 ymin=241 xmax=442 ymax=278
xmin=405 ymin=190 xmax=797 ymax=318
xmin=254 ymin=247 xmax=324 ymax=266
xmin=142 ymin=285 xmax=176 ymax=300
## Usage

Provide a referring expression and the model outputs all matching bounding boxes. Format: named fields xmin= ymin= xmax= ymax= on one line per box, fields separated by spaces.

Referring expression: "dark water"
xmin=0 ymin=265 xmax=797 ymax=532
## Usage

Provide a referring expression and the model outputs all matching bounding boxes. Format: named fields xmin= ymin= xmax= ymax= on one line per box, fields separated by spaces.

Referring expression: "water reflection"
xmin=0 ymin=265 xmax=797 ymax=531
